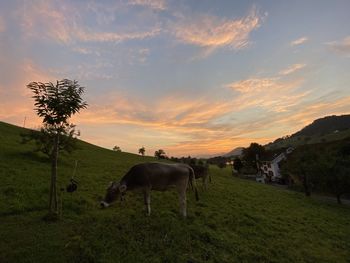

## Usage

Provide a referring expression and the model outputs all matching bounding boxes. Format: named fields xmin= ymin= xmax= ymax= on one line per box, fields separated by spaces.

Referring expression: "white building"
xmin=257 ymin=147 xmax=293 ymax=183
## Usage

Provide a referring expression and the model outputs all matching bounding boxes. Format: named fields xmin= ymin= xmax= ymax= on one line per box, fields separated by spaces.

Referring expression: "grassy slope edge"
xmin=0 ymin=121 xmax=349 ymax=263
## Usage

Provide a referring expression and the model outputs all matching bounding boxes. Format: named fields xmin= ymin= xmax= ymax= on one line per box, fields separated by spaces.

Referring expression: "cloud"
xmin=172 ymin=7 xmax=263 ymax=54
xmin=0 ymin=60 xmax=54 ymax=128
xmin=127 ymin=0 xmax=166 ymax=10
xmin=290 ymin=37 xmax=308 ymax=46
xmin=279 ymin=63 xmax=306 ymax=75
xmin=226 ymin=78 xmax=278 ymax=93
xmin=326 ymin=36 xmax=350 ymax=57
xmin=19 ymin=0 xmax=161 ymax=44
xmin=226 ymin=76 xmax=308 ymax=113
xmin=74 ymin=27 xmax=161 ymax=43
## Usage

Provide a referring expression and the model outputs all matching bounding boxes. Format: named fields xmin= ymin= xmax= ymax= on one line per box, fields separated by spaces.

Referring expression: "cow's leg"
xmin=176 ymin=179 xmax=188 ymax=217
xmin=143 ymin=189 xmax=151 ymax=216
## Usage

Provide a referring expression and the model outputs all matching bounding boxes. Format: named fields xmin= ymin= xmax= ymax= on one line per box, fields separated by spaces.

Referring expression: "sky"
xmin=0 ymin=0 xmax=350 ymax=157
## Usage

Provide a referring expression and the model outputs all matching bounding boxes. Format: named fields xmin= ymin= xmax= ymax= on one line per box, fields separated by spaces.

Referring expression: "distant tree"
xmin=317 ymin=143 xmax=350 ymax=204
xmin=242 ymin=143 xmax=266 ymax=169
xmin=154 ymin=149 xmax=166 ymax=159
xmin=113 ymin=146 xmax=121 ymax=152
xmin=283 ymin=148 xmax=318 ymax=196
xmin=282 ymin=140 xmax=350 ymax=202
xmin=26 ymin=79 xmax=87 ymax=217
xmin=138 ymin=146 xmax=146 ymax=156
xmin=233 ymin=157 xmax=243 ymax=174
xmin=217 ymin=161 xmax=226 ymax=169
xmin=190 ymin=158 xmax=197 ymax=166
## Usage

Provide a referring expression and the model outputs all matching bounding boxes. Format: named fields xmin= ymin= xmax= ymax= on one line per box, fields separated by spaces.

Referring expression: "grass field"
xmin=1 ymin=121 xmax=350 ymax=263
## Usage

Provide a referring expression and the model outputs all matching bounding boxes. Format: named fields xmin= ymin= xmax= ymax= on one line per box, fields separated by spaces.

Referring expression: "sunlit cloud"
xmin=326 ymin=36 xmax=350 ymax=57
xmin=0 ymin=60 xmax=54 ymax=127
xmin=127 ymin=0 xmax=166 ymax=10
xmin=226 ymin=78 xmax=278 ymax=93
xmin=290 ymin=37 xmax=308 ymax=46
xmin=279 ymin=63 xmax=306 ymax=75
xmin=226 ymin=75 xmax=309 ymax=113
xmin=19 ymin=0 xmax=161 ymax=44
xmin=274 ymin=96 xmax=350 ymax=131
xmin=173 ymin=7 xmax=263 ymax=56
xmin=74 ymin=27 xmax=161 ymax=43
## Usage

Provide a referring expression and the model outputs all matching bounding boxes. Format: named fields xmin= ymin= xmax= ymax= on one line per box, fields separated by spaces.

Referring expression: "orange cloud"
xmin=226 ymin=78 xmax=278 ymax=93
xmin=0 ymin=60 xmax=54 ymax=128
xmin=290 ymin=37 xmax=308 ymax=46
xmin=326 ymin=36 xmax=350 ymax=57
xmin=226 ymin=77 xmax=308 ymax=113
xmin=173 ymin=7 xmax=263 ymax=53
xmin=19 ymin=0 xmax=161 ymax=44
xmin=279 ymin=63 xmax=306 ymax=75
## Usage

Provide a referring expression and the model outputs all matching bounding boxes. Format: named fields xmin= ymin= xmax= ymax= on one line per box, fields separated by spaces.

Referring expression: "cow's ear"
xmin=119 ymin=184 xmax=127 ymax=192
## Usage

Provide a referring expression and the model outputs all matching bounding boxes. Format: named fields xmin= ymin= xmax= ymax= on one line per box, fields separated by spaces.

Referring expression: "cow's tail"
xmin=189 ymin=166 xmax=199 ymax=201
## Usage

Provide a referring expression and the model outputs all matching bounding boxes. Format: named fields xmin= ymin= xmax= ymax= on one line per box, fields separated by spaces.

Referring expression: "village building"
xmin=256 ymin=147 xmax=293 ymax=183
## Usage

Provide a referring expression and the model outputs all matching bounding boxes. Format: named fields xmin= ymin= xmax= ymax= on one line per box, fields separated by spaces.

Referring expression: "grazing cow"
xmin=191 ymin=165 xmax=211 ymax=189
xmin=100 ymin=162 xmax=199 ymax=217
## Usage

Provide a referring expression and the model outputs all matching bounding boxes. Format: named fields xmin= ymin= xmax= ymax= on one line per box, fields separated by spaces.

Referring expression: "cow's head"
xmin=100 ymin=181 xmax=127 ymax=208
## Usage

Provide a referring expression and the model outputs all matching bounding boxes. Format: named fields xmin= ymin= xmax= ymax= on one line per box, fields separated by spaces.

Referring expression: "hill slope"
xmin=223 ymin=147 xmax=244 ymax=157
xmin=293 ymin=114 xmax=350 ymax=137
xmin=1 ymin=121 xmax=350 ymax=262
xmin=266 ymin=114 xmax=350 ymax=150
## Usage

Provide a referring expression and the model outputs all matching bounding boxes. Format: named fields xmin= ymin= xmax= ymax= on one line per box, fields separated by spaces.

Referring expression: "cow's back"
xmin=122 ymin=162 xmax=190 ymax=190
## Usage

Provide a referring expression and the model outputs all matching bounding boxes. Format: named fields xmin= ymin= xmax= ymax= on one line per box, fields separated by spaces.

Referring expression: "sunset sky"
xmin=0 ymin=0 xmax=350 ymax=157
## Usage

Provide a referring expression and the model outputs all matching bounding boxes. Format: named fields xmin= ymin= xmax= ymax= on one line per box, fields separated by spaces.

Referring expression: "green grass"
xmin=1 ymin=121 xmax=350 ymax=262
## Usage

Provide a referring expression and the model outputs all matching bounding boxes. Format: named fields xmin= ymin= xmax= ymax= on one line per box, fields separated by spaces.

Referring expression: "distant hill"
xmin=266 ymin=114 xmax=350 ymax=150
xmin=223 ymin=147 xmax=244 ymax=157
xmin=292 ymin=114 xmax=350 ymax=137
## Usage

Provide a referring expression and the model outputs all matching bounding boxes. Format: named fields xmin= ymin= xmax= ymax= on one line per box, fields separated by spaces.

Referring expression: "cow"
xmin=191 ymin=164 xmax=211 ymax=189
xmin=100 ymin=162 xmax=199 ymax=217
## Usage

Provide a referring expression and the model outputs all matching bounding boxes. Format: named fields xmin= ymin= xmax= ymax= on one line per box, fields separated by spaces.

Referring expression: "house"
xmin=256 ymin=147 xmax=293 ymax=183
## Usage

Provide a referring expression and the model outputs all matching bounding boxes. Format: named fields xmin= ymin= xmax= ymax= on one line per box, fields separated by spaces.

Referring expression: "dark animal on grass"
xmin=191 ymin=165 xmax=211 ymax=189
xmin=100 ymin=162 xmax=199 ymax=217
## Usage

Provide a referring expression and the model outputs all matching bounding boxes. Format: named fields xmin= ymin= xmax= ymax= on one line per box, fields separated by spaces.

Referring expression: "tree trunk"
xmin=49 ymin=133 xmax=59 ymax=213
xmin=336 ymin=194 xmax=342 ymax=204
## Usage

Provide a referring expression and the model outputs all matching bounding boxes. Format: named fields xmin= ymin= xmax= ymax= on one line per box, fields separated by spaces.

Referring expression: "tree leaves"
xmin=27 ymin=79 xmax=88 ymax=127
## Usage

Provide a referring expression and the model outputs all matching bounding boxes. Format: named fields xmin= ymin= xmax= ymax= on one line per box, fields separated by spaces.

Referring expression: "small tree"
xmin=317 ymin=143 xmax=350 ymax=204
xmin=113 ymin=146 xmax=122 ymax=152
xmin=242 ymin=143 xmax=265 ymax=171
xmin=233 ymin=157 xmax=243 ymax=174
xmin=27 ymin=79 xmax=87 ymax=217
xmin=217 ymin=161 xmax=226 ymax=169
xmin=155 ymin=149 xmax=166 ymax=159
xmin=138 ymin=146 xmax=146 ymax=156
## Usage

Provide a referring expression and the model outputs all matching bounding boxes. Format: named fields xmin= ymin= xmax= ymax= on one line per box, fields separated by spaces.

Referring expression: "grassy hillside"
xmin=265 ymin=114 xmax=350 ymax=150
xmin=1 ymin=121 xmax=350 ymax=262
xmin=266 ymin=129 xmax=350 ymax=150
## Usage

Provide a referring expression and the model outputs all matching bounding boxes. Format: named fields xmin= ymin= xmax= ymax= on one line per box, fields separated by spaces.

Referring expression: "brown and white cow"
xmin=100 ymin=162 xmax=199 ymax=217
